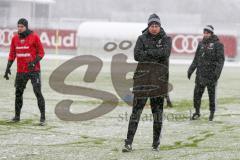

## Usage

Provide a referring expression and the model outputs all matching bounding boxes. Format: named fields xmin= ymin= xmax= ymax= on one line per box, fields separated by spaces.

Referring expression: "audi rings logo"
xmin=172 ymin=35 xmax=202 ymax=54
xmin=0 ymin=29 xmax=17 ymax=47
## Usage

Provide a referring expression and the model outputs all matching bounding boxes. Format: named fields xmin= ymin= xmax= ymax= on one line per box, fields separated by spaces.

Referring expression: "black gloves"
xmin=28 ymin=56 xmax=42 ymax=71
xmin=4 ymin=68 xmax=11 ymax=80
xmin=28 ymin=61 xmax=36 ymax=70
xmin=4 ymin=60 xmax=13 ymax=80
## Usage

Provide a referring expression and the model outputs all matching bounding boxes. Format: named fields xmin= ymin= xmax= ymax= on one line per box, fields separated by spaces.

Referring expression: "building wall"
xmin=1 ymin=0 xmax=239 ymax=29
xmin=50 ymin=0 xmax=239 ymax=24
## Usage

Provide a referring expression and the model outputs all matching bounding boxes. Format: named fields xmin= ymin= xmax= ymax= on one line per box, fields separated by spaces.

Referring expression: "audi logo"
xmin=0 ymin=29 xmax=17 ymax=47
xmin=103 ymin=35 xmax=203 ymax=54
xmin=172 ymin=34 xmax=202 ymax=54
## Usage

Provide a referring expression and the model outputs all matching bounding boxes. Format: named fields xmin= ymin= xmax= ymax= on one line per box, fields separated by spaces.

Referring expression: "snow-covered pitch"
xmin=0 ymin=54 xmax=239 ymax=160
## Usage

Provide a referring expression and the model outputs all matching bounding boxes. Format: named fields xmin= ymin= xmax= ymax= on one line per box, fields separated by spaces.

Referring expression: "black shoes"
xmin=11 ymin=116 xmax=20 ymax=122
xmin=152 ymin=145 xmax=160 ymax=151
xmin=122 ymin=140 xmax=161 ymax=152
xmin=152 ymin=147 xmax=159 ymax=151
xmin=209 ymin=112 xmax=214 ymax=121
xmin=39 ymin=115 xmax=46 ymax=126
xmin=152 ymin=141 xmax=160 ymax=151
xmin=10 ymin=114 xmax=46 ymax=125
xmin=191 ymin=112 xmax=201 ymax=120
xmin=191 ymin=111 xmax=215 ymax=121
xmin=122 ymin=143 xmax=133 ymax=152
xmin=122 ymin=143 xmax=160 ymax=152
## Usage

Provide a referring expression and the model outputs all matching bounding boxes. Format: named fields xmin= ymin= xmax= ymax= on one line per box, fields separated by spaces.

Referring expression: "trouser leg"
xmin=14 ymin=73 xmax=28 ymax=118
xmin=33 ymin=85 xmax=45 ymax=119
xmin=15 ymin=87 xmax=25 ymax=117
xmin=30 ymin=72 xmax=45 ymax=120
xmin=207 ymin=83 xmax=217 ymax=112
xmin=193 ymin=83 xmax=205 ymax=113
xmin=150 ymin=96 xmax=164 ymax=147
xmin=125 ymin=96 xmax=147 ymax=145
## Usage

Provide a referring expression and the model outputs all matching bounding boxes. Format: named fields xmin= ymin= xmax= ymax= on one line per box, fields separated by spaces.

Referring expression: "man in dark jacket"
xmin=188 ymin=25 xmax=225 ymax=121
xmin=122 ymin=13 xmax=172 ymax=152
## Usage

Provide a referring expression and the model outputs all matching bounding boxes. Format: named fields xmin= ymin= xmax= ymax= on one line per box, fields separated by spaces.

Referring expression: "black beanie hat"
xmin=18 ymin=18 xmax=28 ymax=29
xmin=203 ymin=25 xmax=214 ymax=34
xmin=148 ymin=13 xmax=161 ymax=26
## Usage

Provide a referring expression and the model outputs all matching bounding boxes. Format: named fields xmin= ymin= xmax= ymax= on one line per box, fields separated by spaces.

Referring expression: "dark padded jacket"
xmin=133 ymin=27 xmax=172 ymax=97
xmin=188 ymin=35 xmax=225 ymax=85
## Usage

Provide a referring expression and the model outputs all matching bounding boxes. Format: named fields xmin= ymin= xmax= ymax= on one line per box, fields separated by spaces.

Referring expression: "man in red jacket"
xmin=3 ymin=18 xmax=46 ymax=126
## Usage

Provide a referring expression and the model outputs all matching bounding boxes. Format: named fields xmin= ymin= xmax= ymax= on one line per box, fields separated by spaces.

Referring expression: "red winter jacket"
xmin=8 ymin=32 xmax=45 ymax=73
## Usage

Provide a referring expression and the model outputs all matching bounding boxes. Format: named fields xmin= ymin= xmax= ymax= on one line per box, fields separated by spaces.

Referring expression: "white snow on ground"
xmin=0 ymin=56 xmax=239 ymax=160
